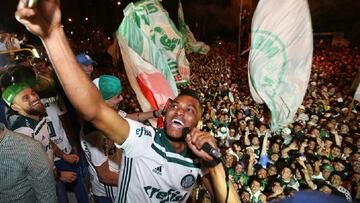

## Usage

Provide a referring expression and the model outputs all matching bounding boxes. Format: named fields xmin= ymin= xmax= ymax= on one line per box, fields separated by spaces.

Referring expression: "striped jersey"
xmin=80 ymin=121 xmax=121 ymax=200
xmin=42 ymin=95 xmax=72 ymax=161
xmin=115 ymin=118 xmax=205 ymax=203
xmin=10 ymin=116 xmax=54 ymax=165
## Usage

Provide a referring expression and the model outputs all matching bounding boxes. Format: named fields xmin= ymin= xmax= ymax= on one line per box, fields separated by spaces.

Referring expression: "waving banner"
xmin=248 ymin=0 xmax=313 ymax=130
xmin=117 ymin=0 xmax=185 ymax=120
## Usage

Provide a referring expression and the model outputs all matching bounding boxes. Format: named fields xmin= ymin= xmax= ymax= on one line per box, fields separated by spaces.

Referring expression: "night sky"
xmin=1 ymin=0 xmax=359 ymax=44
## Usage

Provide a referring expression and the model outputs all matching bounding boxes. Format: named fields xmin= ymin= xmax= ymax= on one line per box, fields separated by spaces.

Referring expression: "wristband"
xmin=153 ymin=110 xmax=158 ymax=118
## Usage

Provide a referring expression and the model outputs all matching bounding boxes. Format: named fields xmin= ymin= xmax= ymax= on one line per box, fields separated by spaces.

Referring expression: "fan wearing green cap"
xmin=92 ymin=75 xmax=162 ymax=121
xmin=80 ymin=75 xmax=161 ymax=202
xmin=1 ymin=84 xmax=81 ymax=188
xmin=1 ymin=66 xmax=90 ymax=203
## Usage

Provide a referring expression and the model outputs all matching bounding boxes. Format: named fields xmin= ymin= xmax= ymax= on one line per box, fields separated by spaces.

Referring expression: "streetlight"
xmin=85 ymin=17 xmax=89 ymax=21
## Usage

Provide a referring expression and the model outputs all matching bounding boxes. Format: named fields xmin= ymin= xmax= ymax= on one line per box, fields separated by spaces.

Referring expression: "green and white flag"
xmin=118 ymin=0 xmax=188 ymax=87
xmin=117 ymin=0 xmax=209 ymax=126
xmin=248 ymin=0 xmax=313 ymax=130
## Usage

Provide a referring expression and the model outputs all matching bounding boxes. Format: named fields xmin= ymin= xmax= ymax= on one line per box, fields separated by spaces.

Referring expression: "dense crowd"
xmin=186 ymin=42 xmax=360 ymax=202
xmin=1 ymin=28 xmax=359 ymax=202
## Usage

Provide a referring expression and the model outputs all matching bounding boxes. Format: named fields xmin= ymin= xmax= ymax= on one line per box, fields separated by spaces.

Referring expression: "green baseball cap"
xmin=2 ymin=83 xmax=30 ymax=106
xmin=322 ymin=164 xmax=335 ymax=172
xmin=93 ymin=75 xmax=122 ymax=100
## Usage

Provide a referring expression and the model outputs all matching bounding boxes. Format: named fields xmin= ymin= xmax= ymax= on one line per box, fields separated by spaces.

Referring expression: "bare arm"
xmin=244 ymin=128 xmax=250 ymax=146
xmin=281 ymin=142 xmax=298 ymax=158
xmin=260 ymin=131 xmax=269 ymax=156
xmin=51 ymin=142 xmax=79 ymax=164
xmin=330 ymin=129 xmax=341 ymax=147
xmin=185 ymin=129 xmax=240 ymax=203
xmin=126 ymin=109 xmax=161 ymax=122
xmin=267 ymin=186 xmax=284 ymax=200
xmin=16 ymin=0 xmax=129 ymax=144
xmin=247 ymin=155 xmax=256 ymax=176
xmin=95 ymin=160 xmax=119 ymax=186
xmin=313 ymin=160 xmax=321 ymax=176
xmin=298 ymin=160 xmax=317 ymax=190
xmin=299 ymin=141 xmax=307 ymax=154
xmin=208 ymin=164 xmax=240 ymax=203
xmin=51 ymin=142 xmax=65 ymax=159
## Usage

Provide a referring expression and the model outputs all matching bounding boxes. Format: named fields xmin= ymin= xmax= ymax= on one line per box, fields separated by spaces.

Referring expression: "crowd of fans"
xmin=186 ymin=42 xmax=360 ymax=202
xmin=0 ymin=32 xmax=27 ymax=51
xmin=0 ymin=29 xmax=359 ymax=202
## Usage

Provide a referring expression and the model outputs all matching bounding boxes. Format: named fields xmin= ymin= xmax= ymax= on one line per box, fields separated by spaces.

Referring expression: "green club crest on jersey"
xmin=180 ymin=174 xmax=195 ymax=188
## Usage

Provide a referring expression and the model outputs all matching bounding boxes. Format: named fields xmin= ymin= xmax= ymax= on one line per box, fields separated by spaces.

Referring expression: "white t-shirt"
xmin=80 ymin=111 xmax=125 ymax=199
xmin=42 ymin=95 xmax=72 ymax=161
xmin=115 ymin=119 xmax=206 ymax=203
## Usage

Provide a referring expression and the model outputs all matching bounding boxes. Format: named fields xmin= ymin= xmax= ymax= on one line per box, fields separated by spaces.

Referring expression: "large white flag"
xmin=248 ymin=0 xmax=313 ymax=130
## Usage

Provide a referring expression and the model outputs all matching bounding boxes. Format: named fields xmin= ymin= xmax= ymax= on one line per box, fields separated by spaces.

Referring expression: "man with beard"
xmin=2 ymin=83 xmax=54 ymax=160
xmin=14 ymin=1 xmax=240 ymax=202
xmin=1 ymin=83 xmax=83 ymax=200
xmin=0 ymin=65 xmax=89 ymax=203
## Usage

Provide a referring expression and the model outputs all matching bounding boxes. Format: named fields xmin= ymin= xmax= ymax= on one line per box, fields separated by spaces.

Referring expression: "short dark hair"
xmin=178 ymin=88 xmax=201 ymax=104
xmin=329 ymin=171 xmax=343 ymax=180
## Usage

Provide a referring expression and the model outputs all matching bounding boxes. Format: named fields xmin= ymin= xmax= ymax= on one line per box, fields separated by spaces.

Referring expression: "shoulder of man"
xmin=6 ymin=129 xmax=42 ymax=148
xmin=10 ymin=116 xmax=38 ymax=131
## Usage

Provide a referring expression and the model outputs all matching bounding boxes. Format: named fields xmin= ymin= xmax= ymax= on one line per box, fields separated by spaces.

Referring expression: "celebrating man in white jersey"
xmin=15 ymin=0 xmax=239 ymax=202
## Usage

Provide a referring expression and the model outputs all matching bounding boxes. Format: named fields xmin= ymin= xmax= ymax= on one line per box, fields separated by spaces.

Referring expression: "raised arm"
xmin=126 ymin=108 xmax=162 ymax=122
xmin=15 ymin=0 xmax=129 ymax=144
xmin=330 ymin=129 xmax=341 ymax=147
xmin=297 ymin=159 xmax=317 ymax=190
xmin=260 ymin=131 xmax=269 ymax=156
xmin=244 ymin=127 xmax=250 ymax=146
xmin=208 ymin=164 xmax=240 ymax=203
xmin=185 ymin=129 xmax=240 ymax=203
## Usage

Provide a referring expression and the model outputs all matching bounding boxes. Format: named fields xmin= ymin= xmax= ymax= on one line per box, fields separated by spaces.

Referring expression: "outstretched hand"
xmin=185 ymin=128 xmax=217 ymax=162
xmin=15 ymin=0 xmax=62 ymax=39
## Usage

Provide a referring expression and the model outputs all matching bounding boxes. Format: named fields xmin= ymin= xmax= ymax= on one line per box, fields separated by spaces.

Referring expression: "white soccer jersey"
xmin=42 ymin=95 xmax=72 ymax=161
xmin=10 ymin=116 xmax=54 ymax=165
xmin=115 ymin=119 xmax=205 ymax=203
xmin=80 ymin=122 xmax=121 ymax=200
